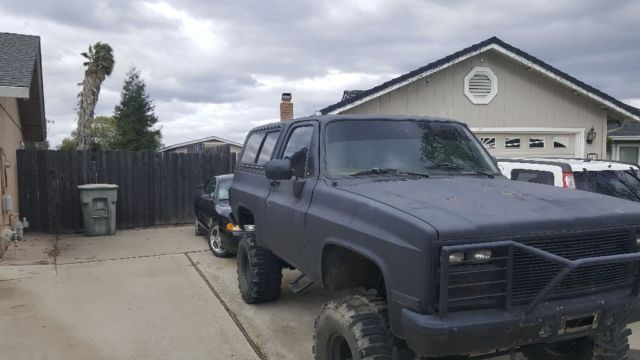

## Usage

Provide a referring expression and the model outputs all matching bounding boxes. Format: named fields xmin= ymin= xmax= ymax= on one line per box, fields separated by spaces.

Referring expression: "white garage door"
xmin=474 ymin=132 xmax=577 ymax=158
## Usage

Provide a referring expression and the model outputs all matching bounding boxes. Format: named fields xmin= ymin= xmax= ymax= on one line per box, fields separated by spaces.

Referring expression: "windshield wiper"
xmin=350 ymin=168 xmax=429 ymax=178
xmin=465 ymin=170 xmax=496 ymax=179
xmin=425 ymin=162 xmax=464 ymax=170
xmin=426 ymin=162 xmax=495 ymax=178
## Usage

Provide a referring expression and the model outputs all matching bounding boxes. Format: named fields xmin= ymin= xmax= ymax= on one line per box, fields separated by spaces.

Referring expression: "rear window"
xmin=510 ymin=169 xmax=554 ymax=185
xmin=256 ymin=131 xmax=280 ymax=165
xmin=574 ymin=170 xmax=640 ymax=202
xmin=240 ymin=132 xmax=266 ymax=164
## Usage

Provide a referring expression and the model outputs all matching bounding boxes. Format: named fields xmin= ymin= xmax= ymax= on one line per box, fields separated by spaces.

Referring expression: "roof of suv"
xmin=498 ymin=158 xmax=639 ymax=172
xmin=249 ymin=114 xmax=465 ymax=133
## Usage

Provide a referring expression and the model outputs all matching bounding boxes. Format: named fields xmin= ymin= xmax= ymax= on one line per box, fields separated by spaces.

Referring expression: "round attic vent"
xmin=464 ymin=67 xmax=498 ymax=104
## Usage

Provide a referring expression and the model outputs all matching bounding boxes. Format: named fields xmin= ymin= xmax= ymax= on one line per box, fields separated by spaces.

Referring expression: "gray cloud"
xmin=0 ymin=0 xmax=638 ymax=147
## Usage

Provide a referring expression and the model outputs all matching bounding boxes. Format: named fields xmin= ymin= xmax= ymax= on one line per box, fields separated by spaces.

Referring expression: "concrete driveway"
xmin=1 ymin=226 xmax=640 ymax=359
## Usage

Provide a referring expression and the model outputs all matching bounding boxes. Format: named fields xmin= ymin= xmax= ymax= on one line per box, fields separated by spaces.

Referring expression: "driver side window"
xmin=282 ymin=126 xmax=314 ymax=179
xmin=204 ymin=178 xmax=216 ymax=196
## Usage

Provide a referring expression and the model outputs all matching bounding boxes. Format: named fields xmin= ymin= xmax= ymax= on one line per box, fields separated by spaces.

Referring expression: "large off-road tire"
xmin=522 ymin=327 xmax=631 ymax=360
xmin=236 ymin=232 xmax=282 ymax=303
xmin=313 ymin=294 xmax=415 ymax=360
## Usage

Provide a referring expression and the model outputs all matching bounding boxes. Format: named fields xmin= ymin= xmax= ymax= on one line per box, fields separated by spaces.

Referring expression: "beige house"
xmin=319 ymin=37 xmax=640 ymax=159
xmin=0 ymin=32 xmax=46 ymax=250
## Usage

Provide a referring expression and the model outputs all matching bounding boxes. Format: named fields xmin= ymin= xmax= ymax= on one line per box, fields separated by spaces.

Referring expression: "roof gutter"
xmin=0 ymin=86 xmax=29 ymax=98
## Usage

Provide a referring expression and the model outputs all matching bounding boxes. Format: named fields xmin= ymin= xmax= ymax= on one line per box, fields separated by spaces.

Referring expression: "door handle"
xmin=270 ymin=180 xmax=280 ymax=186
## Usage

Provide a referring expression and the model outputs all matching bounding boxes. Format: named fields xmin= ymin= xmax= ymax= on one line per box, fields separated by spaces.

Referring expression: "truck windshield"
xmin=325 ymin=120 xmax=499 ymax=177
xmin=574 ymin=170 xmax=640 ymax=202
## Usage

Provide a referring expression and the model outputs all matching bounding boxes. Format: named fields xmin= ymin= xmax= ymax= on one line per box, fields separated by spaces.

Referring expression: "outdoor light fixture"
xmin=586 ymin=127 xmax=597 ymax=144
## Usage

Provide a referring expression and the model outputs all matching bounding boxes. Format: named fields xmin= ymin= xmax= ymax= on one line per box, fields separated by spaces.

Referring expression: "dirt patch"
xmin=47 ymin=248 xmax=60 ymax=258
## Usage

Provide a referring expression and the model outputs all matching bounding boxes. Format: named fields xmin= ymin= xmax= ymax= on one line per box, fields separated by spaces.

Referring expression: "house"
xmin=160 ymin=135 xmax=243 ymax=155
xmin=0 ymin=32 xmax=46 ymax=249
xmin=609 ymin=122 xmax=640 ymax=164
xmin=319 ymin=37 xmax=640 ymax=160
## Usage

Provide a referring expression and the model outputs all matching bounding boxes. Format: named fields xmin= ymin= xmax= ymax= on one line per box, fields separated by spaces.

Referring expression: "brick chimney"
xmin=280 ymin=93 xmax=293 ymax=121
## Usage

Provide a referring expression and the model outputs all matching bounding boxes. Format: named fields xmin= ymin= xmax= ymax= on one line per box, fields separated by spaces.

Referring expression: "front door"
xmin=264 ymin=122 xmax=318 ymax=273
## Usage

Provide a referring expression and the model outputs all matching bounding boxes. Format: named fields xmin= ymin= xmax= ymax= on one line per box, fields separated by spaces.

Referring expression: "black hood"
xmin=336 ymin=177 xmax=640 ymax=241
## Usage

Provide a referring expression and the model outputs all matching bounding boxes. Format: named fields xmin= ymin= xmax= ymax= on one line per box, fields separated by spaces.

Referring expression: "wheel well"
xmin=237 ymin=207 xmax=254 ymax=226
xmin=322 ymin=245 xmax=384 ymax=294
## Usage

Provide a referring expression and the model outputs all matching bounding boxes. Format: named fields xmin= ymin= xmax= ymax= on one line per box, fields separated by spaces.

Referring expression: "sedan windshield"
xmin=574 ymin=170 xmax=640 ymax=202
xmin=325 ymin=120 xmax=499 ymax=177
xmin=216 ymin=180 xmax=232 ymax=202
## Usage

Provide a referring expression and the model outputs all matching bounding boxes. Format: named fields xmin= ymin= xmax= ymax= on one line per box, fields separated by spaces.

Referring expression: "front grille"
xmin=511 ymin=231 xmax=633 ymax=303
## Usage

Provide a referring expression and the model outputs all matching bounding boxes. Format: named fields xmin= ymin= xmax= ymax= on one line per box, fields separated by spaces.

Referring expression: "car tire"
xmin=236 ymin=232 xmax=282 ymax=304
xmin=313 ymin=294 xmax=415 ymax=360
xmin=522 ymin=326 xmax=631 ymax=360
xmin=195 ymin=218 xmax=204 ymax=236
xmin=208 ymin=224 xmax=233 ymax=258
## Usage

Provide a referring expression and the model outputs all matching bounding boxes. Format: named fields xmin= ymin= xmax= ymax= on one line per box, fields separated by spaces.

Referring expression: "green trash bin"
xmin=78 ymin=184 xmax=119 ymax=236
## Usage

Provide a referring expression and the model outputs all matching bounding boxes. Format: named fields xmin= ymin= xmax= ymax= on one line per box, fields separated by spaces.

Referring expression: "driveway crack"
xmin=184 ymin=252 xmax=266 ymax=360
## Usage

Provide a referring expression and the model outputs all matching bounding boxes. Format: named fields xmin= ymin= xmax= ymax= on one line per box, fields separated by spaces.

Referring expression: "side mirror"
xmin=265 ymin=159 xmax=292 ymax=181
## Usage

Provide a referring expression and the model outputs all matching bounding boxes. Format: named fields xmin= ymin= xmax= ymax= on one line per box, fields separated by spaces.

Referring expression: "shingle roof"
xmin=610 ymin=121 xmax=640 ymax=137
xmin=319 ymin=37 xmax=640 ymax=120
xmin=160 ymin=135 xmax=243 ymax=152
xmin=0 ymin=32 xmax=40 ymax=89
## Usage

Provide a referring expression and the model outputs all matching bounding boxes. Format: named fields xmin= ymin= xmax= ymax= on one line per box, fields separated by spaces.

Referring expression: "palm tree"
xmin=75 ymin=42 xmax=114 ymax=150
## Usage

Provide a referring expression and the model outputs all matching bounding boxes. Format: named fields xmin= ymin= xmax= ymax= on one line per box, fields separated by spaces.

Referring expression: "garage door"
xmin=474 ymin=132 xmax=576 ymax=158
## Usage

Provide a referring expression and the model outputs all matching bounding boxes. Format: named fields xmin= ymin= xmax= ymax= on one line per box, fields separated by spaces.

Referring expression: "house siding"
xmin=0 ymin=96 xmax=23 ymax=226
xmin=342 ymin=50 xmax=607 ymax=157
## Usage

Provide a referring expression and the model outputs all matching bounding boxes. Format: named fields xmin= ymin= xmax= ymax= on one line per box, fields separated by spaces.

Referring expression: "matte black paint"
xmin=230 ymin=115 xmax=640 ymax=356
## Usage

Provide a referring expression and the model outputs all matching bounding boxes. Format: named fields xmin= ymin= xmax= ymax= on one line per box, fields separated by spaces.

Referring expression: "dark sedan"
xmin=194 ymin=174 xmax=243 ymax=257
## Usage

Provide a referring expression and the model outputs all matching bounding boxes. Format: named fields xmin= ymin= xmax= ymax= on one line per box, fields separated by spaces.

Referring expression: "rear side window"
xmin=256 ymin=131 xmax=280 ymax=165
xmin=241 ymin=132 xmax=266 ymax=164
xmin=511 ymin=169 xmax=554 ymax=185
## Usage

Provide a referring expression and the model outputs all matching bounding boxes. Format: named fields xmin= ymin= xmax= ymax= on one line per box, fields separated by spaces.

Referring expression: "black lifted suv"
xmin=230 ymin=115 xmax=640 ymax=359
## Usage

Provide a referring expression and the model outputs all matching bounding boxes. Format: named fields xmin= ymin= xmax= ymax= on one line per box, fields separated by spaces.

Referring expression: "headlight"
xmin=448 ymin=252 xmax=465 ymax=265
xmin=448 ymin=250 xmax=493 ymax=265
xmin=244 ymin=224 xmax=255 ymax=232
xmin=469 ymin=250 xmax=492 ymax=263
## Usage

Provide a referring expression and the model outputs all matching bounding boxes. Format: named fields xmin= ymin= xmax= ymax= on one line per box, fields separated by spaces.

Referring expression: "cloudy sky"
xmin=1 ymin=0 xmax=639 ymax=147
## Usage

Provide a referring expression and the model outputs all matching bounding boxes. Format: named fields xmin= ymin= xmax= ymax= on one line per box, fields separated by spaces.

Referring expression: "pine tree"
xmin=112 ymin=66 xmax=162 ymax=150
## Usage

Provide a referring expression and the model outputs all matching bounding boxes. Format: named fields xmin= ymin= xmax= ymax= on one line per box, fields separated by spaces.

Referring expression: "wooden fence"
xmin=17 ymin=146 xmax=236 ymax=233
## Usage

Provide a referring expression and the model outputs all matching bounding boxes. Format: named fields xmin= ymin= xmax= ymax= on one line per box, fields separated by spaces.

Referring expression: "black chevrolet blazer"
xmin=230 ymin=114 xmax=640 ymax=359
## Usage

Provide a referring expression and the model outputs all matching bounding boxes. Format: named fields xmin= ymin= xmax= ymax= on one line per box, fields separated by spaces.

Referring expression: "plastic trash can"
xmin=78 ymin=184 xmax=119 ymax=236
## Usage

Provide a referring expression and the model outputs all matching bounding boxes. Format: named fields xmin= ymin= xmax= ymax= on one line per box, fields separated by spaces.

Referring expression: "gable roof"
xmin=318 ymin=37 xmax=640 ymax=122
xmin=0 ymin=32 xmax=46 ymax=141
xmin=160 ymin=135 xmax=243 ymax=152
xmin=0 ymin=32 xmax=40 ymax=96
xmin=610 ymin=121 xmax=640 ymax=137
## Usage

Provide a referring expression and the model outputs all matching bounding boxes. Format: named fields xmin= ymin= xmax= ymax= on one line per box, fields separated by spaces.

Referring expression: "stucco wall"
xmin=342 ymin=50 xmax=608 ymax=157
xmin=0 ymin=96 xmax=23 ymax=226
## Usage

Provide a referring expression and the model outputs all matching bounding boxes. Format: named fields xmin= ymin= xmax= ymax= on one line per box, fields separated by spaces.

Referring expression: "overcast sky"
xmin=1 ymin=0 xmax=639 ymax=147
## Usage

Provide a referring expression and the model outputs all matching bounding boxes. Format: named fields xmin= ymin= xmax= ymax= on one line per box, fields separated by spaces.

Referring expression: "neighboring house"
xmin=609 ymin=121 xmax=640 ymax=164
xmin=160 ymin=135 xmax=242 ymax=155
xmin=0 ymin=32 xmax=46 ymax=245
xmin=319 ymin=37 xmax=640 ymax=160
